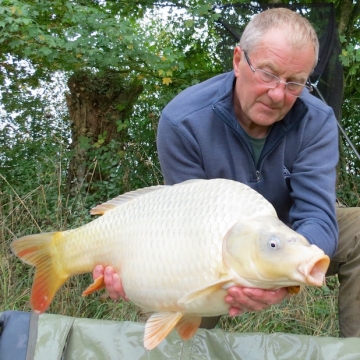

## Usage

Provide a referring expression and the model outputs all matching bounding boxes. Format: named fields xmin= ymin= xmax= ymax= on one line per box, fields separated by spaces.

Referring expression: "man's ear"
xmin=233 ymin=46 xmax=242 ymax=76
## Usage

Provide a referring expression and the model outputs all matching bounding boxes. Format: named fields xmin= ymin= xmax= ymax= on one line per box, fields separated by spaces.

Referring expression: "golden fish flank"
xmin=11 ymin=179 xmax=330 ymax=350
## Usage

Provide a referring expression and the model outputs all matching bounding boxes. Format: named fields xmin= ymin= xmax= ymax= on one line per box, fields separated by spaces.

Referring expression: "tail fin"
xmin=11 ymin=232 xmax=69 ymax=313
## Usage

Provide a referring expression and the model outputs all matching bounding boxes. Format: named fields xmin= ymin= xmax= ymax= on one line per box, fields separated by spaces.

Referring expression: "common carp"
xmin=11 ymin=179 xmax=330 ymax=350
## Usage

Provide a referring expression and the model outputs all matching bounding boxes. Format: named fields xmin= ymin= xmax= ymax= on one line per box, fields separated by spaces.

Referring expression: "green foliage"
xmin=0 ymin=0 xmax=225 ymax=205
xmin=337 ymin=31 xmax=360 ymax=205
xmin=0 ymin=74 xmax=70 ymax=208
xmin=75 ymin=89 xmax=165 ymax=207
xmin=0 ymin=0 xmax=144 ymax=70
xmin=0 ymin=0 xmax=222 ymax=86
xmin=339 ymin=37 xmax=360 ymax=87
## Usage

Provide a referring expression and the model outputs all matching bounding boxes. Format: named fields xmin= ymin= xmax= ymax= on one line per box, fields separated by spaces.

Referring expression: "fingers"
xmin=225 ymin=287 xmax=288 ymax=316
xmin=92 ymin=265 xmax=128 ymax=301
xmin=93 ymin=264 xmax=104 ymax=280
xmin=104 ymin=267 xmax=128 ymax=301
xmin=228 ymin=306 xmax=243 ymax=317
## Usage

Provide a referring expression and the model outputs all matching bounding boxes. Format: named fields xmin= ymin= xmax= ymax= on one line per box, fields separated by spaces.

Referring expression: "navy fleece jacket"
xmin=157 ymin=71 xmax=339 ymax=257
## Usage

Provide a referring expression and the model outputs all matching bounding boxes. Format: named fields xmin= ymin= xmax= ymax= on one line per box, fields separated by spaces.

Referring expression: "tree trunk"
xmin=65 ymin=70 xmax=143 ymax=198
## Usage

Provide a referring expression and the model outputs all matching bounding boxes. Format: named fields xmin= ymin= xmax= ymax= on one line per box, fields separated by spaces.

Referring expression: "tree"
xmin=0 ymin=0 xmax=222 ymax=204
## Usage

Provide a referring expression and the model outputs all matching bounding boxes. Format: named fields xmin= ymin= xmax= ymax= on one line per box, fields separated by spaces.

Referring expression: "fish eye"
xmin=268 ymin=236 xmax=280 ymax=250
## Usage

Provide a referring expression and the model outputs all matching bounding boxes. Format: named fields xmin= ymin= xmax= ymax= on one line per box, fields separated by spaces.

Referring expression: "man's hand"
xmin=224 ymin=286 xmax=289 ymax=316
xmin=92 ymin=265 xmax=128 ymax=301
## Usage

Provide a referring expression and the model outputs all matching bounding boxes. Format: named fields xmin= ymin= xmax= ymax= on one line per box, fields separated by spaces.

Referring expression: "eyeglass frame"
xmin=242 ymin=50 xmax=313 ymax=97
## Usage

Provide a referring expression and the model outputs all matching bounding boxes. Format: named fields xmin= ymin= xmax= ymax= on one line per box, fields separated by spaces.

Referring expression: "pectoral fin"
xmin=82 ymin=275 xmax=105 ymax=296
xmin=175 ymin=315 xmax=202 ymax=340
xmin=178 ymin=279 xmax=232 ymax=305
xmin=144 ymin=312 xmax=183 ymax=350
xmin=287 ymin=286 xmax=301 ymax=294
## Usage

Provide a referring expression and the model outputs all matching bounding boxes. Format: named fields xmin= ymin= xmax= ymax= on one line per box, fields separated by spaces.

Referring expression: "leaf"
xmin=162 ymin=77 xmax=172 ymax=85
xmin=184 ymin=19 xmax=194 ymax=27
xmin=38 ymin=47 xmax=52 ymax=56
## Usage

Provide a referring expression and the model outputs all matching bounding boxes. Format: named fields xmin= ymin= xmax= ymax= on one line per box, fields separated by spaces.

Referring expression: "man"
xmin=94 ymin=8 xmax=360 ymax=337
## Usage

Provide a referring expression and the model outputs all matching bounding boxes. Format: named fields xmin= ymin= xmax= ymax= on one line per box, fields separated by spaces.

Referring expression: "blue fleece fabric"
xmin=157 ymin=71 xmax=339 ymax=257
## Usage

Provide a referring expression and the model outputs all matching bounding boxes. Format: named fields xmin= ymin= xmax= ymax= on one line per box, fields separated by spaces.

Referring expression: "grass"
xmin=0 ymin=185 xmax=339 ymax=337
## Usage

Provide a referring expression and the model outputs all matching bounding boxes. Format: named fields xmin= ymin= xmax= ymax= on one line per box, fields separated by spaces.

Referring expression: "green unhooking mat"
xmin=1 ymin=311 xmax=360 ymax=359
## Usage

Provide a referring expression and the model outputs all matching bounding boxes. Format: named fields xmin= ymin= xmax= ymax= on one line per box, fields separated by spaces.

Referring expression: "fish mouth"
xmin=297 ymin=252 xmax=330 ymax=287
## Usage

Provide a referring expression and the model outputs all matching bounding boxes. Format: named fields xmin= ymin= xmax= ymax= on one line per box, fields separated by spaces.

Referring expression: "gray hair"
xmin=239 ymin=8 xmax=319 ymax=69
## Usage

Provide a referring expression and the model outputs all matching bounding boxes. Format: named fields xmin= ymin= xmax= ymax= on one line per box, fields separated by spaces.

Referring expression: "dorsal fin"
xmin=90 ymin=184 xmax=168 ymax=215
xmin=90 ymin=179 xmax=204 ymax=216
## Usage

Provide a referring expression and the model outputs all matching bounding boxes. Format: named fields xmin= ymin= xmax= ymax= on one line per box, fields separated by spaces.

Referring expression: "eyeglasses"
xmin=243 ymin=51 xmax=313 ymax=97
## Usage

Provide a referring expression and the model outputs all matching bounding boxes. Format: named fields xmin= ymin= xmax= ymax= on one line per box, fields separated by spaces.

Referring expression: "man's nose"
xmin=267 ymin=82 xmax=287 ymax=102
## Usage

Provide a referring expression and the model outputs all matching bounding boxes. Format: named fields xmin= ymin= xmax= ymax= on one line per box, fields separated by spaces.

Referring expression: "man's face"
xmin=233 ymin=28 xmax=315 ymax=135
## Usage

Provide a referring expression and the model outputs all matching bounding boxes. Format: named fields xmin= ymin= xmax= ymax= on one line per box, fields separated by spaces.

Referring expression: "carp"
xmin=11 ymin=179 xmax=329 ymax=350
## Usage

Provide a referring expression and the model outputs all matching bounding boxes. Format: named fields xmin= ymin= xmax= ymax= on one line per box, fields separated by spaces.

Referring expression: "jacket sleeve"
xmin=289 ymin=106 xmax=339 ymax=257
xmin=157 ymin=112 xmax=207 ymax=185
